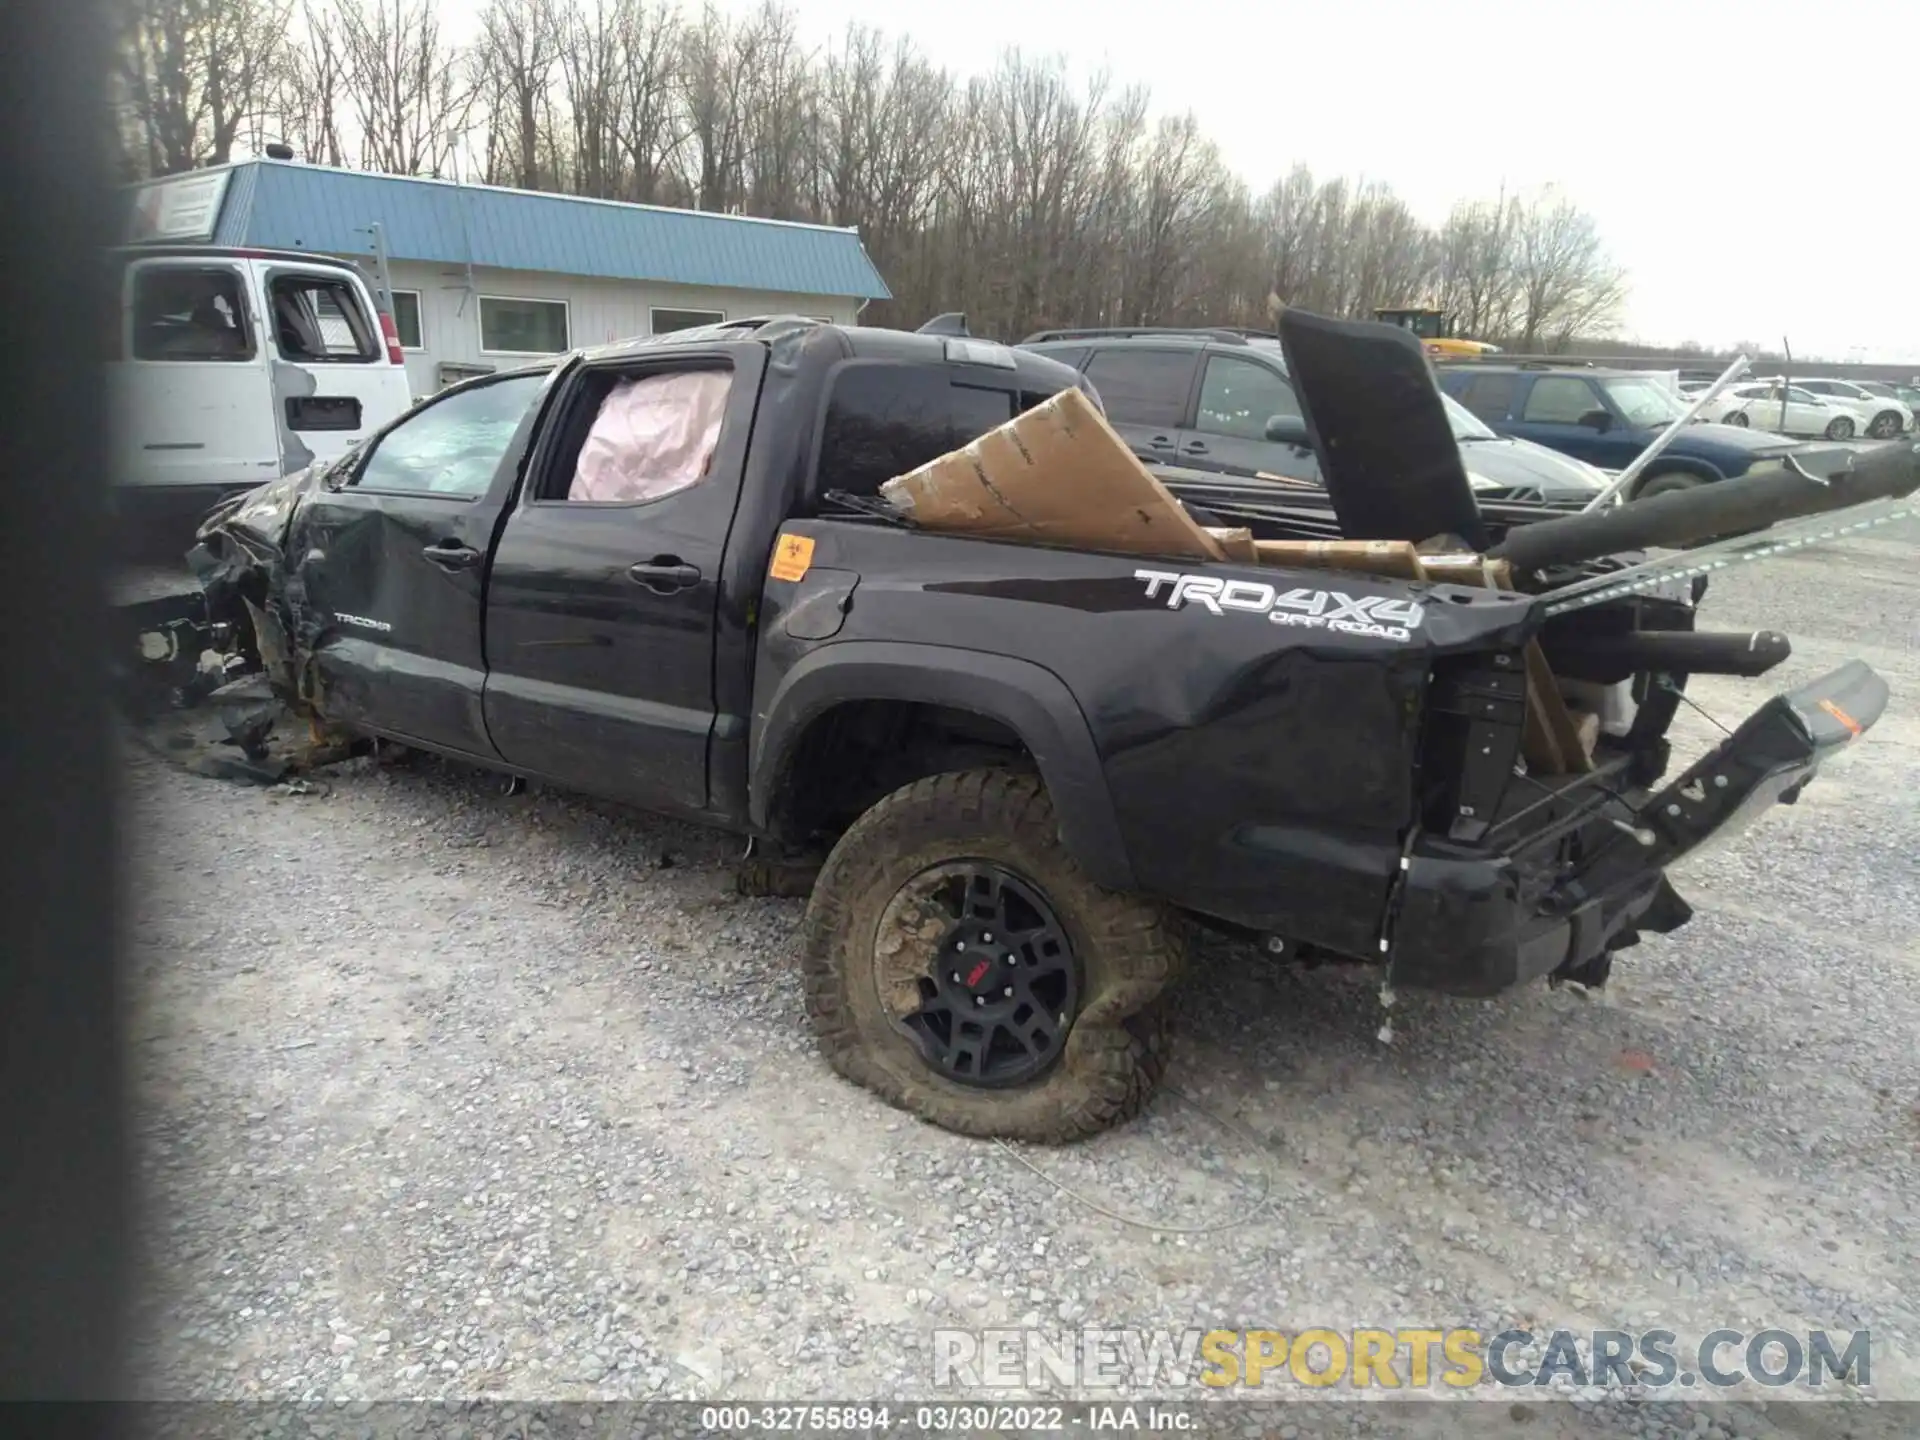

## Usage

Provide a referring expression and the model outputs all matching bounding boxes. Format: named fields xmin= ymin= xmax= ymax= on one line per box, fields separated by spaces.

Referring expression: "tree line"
xmin=112 ymin=0 xmax=1628 ymax=349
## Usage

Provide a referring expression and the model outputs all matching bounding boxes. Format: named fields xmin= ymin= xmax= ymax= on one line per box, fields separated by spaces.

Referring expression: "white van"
xmin=108 ymin=244 xmax=416 ymax=539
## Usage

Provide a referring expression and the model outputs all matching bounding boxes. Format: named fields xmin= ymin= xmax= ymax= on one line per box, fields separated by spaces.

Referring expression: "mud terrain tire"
xmin=802 ymin=769 xmax=1181 ymax=1143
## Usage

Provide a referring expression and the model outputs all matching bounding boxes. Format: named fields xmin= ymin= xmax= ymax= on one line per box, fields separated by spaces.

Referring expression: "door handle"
xmin=628 ymin=557 xmax=701 ymax=594
xmin=1147 ymin=435 xmax=1175 ymax=450
xmin=422 ymin=540 xmax=481 ymax=571
xmin=1184 ymin=441 xmax=1210 ymax=455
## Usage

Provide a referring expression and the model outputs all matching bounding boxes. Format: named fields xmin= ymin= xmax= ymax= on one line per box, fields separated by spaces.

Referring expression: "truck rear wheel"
xmin=802 ymin=769 xmax=1180 ymax=1143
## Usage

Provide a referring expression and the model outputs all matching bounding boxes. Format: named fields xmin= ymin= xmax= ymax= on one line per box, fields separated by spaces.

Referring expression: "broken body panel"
xmin=150 ymin=313 xmax=1907 ymax=1002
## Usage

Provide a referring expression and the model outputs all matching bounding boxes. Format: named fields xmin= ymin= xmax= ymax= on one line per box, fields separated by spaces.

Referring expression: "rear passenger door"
xmin=482 ymin=344 xmax=768 ymax=817
xmin=255 ymin=261 xmax=415 ymax=472
xmin=1181 ymin=351 xmax=1318 ymax=482
xmin=1078 ymin=348 xmax=1201 ymax=463
xmin=1447 ymin=371 xmax=1521 ymax=428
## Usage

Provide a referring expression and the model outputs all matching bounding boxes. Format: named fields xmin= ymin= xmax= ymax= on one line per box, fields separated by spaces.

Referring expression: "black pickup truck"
xmin=154 ymin=312 xmax=1906 ymax=1144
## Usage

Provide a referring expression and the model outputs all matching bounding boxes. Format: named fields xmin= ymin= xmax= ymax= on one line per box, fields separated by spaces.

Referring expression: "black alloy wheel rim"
xmin=889 ymin=863 xmax=1079 ymax=1088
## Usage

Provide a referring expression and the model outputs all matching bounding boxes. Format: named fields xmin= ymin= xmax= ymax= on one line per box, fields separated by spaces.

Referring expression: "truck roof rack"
xmin=1018 ymin=326 xmax=1256 ymax=346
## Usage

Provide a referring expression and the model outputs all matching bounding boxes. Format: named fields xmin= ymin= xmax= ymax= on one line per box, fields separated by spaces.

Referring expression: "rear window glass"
xmin=131 ymin=265 xmax=253 ymax=362
xmin=270 ymin=273 xmax=379 ymax=362
xmin=1080 ymin=349 xmax=1197 ymax=428
xmin=1454 ymin=372 xmax=1518 ymax=422
xmin=815 ymin=364 xmax=1025 ymax=500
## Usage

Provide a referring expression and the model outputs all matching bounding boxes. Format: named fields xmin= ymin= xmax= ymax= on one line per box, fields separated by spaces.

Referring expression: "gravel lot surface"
xmin=124 ymin=526 xmax=1920 ymax=1438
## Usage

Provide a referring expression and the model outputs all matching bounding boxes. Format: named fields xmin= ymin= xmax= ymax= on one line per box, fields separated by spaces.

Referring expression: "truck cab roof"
xmin=582 ymin=314 xmax=1089 ymax=396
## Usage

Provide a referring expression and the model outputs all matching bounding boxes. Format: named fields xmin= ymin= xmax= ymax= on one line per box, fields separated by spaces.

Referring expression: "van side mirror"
xmin=1577 ymin=408 xmax=1613 ymax=433
xmin=1265 ymin=415 xmax=1311 ymax=446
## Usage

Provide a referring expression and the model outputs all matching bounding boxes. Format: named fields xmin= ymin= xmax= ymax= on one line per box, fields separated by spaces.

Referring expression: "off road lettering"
xmin=1134 ymin=569 xmax=1424 ymax=643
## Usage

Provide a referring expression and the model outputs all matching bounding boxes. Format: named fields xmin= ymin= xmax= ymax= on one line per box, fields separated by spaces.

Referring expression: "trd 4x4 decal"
xmin=1134 ymin=569 xmax=1426 ymax=643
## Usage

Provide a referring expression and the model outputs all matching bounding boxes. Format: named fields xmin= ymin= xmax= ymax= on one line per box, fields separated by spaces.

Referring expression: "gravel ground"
xmin=123 ymin=526 xmax=1920 ymax=1438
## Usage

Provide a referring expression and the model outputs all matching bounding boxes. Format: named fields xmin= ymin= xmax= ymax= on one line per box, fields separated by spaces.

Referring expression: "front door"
xmin=290 ymin=369 xmax=554 ymax=757
xmin=1180 ymin=351 xmax=1320 ymax=482
xmin=482 ymin=346 xmax=767 ymax=817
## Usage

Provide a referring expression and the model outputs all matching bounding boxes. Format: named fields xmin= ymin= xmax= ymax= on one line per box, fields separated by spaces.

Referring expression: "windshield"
xmin=1601 ymin=376 xmax=1687 ymax=426
xmin=1858 ymin=381 xmax=1896 ymax=398
xmin=1440 ymin=391 xmax=1499 ymax=441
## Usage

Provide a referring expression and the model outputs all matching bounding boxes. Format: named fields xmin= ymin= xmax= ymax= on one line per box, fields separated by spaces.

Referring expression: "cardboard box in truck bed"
xmin=879 ymin=387 xmax=1229 ymax=562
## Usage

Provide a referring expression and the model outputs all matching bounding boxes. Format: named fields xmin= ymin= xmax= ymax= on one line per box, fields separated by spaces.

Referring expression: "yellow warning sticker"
xmin=769 ymin=532 xmax=816 ymax=583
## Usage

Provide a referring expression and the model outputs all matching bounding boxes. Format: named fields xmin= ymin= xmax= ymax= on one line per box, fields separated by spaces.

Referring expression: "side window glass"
xmin=131 ymin=265 xmax=252 ymax=362
xmin=355 ymin=374 xmax=546 ymax=497
xmin=815 ymin=364 xmax=1019 ymax=500
xmin=1521 ymin=376 xmax=1601 ymax=424
xmin=1195 ymin=356 xmax=1299 ymax=440
xmin=270 ymin=274 xmax=379 ymax=361
xmin=1459 ymin=373 xmax=1517 ymax=420
xmin=565 ymin=368 xmax=735 ymax=504
xmin=1079 ymin=349 xmax=1196 ymax=428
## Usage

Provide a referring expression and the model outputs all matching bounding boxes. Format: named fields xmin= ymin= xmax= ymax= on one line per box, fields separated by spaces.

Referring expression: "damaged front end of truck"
xmin=117 ymin=455 xmax=357 ymax=783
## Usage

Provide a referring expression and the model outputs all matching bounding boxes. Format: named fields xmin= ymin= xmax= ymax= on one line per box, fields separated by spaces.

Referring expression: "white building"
xmin=124 ymin=159 xmax=892 ymax=398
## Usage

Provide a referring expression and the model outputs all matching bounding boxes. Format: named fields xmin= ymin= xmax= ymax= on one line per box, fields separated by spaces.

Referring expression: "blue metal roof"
xmin=204 ymin=159 xmax=890 ymax=301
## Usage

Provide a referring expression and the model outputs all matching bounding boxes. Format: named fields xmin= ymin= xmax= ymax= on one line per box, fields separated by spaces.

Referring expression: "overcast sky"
xmin=447 ymin=0 xmax=1920 ymax=360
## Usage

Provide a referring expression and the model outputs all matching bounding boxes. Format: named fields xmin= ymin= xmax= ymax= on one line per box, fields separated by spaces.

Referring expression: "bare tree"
xmin=112 ymin=0 xmax=1630 ymax=351
xmin=553 ymin=0 xmax=623 ymax=197
xmin=735 ymin=2 xmax=814 ymax=221
xmin=1435 ymin=191 xmax=1522 ymax=341
xmin=678 ymin=2 xmax=754 ymax=211
xmin=275 ymin=0 xmax=350 ymax=167
xmin=475 ymin=0 xmax=560 ymax=189
xmin=605 ymin=0 xmax=687 ymax=205
xmin=1510 ymin=188 xmax=1627 ymax=350
xmin=116 ymin=0 xmax=286 ymax=176
xmin=335 ymin=0 xmax=476 ymax=178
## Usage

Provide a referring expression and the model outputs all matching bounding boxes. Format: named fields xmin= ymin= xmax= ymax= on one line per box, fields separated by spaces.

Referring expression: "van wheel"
xmin=1635 ymin=471 xmax=1700 ymax=501
xmin=802 ymin=769 xmax=1181 ymax=1143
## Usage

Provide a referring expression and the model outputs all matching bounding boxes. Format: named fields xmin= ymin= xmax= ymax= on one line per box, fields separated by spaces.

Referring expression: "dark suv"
xmin=1436 ymin=362 xmax=1801 ymax=498
xmin=1019 ymin=328 xmax=1609 ymax=503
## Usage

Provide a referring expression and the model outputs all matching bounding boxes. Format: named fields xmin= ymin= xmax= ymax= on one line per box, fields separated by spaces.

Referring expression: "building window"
xmin=391 ymin=290 xmax=424 ymax=350
xmin=480 ymin=296 xmax=570 ymax=354
xmin=650 ymin=307 xmax=725 ymax=336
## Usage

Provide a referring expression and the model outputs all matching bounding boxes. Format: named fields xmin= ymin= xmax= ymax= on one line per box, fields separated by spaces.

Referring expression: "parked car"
xmin=107 ymin=244 xmax=415 ymax=545
xmin=1792 ymin=378 xmax=1911 ymax=439
xmin=1018 ymin=329 xmax=1610 ymax=503
xmin=1438 ymin=364 xmax=1805 ymax=497
xmin=1701 ymin=381 xmax=1862 ymax=439
xmin=123 ymin=313 xmax=1895 ymax=1142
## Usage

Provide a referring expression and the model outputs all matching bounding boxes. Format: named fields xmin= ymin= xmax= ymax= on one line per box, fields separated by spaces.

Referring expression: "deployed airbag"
xmin=570 ymin=369 xmax=733 ymax=503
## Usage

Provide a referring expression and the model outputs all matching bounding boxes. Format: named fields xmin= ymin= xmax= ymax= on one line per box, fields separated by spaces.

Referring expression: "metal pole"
xmin=1578 ymin=351 xmax=1750 ymax=513
xmin=1779 ymin=336 xmax=1792 ymax=434
xmin=368 ymin=221 xmax=396 ymax=321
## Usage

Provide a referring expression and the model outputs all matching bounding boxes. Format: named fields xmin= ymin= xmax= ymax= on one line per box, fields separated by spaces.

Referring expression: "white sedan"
xmin=1700 ymin=382 xmax=1861 ymax=439
xmin=1794 ymin=378 xmax=1911 ymax=439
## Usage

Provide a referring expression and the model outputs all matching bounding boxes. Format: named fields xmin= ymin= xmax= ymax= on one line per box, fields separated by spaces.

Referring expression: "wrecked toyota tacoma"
xmin=130 ymin=311 xmax=1916 ymax=1144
